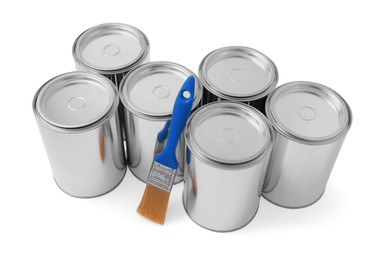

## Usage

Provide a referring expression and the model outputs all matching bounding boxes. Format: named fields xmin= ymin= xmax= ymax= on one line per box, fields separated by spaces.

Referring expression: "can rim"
xmin=119 ymin=61 xmax=203 ymax=121
xmin=265 ymin=81 xmax=353 ymax=145
xmin=72 ymin=23 xmax=150 ymax=75
xmin=185 ymin=101 xmax=274 ymax=168
xmin=199 ymin=46 xmax=279 ymax=102
xmin=33 ymin=71 xmax=119 ymax=133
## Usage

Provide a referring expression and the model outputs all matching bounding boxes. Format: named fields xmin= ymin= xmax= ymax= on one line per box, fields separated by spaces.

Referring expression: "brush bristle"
xmin=99 ymin=132 xmax=105 ymax=161
xmin=137 ymin=184 xmax=171 ymax=224
xmin=192 ymin=174 xmax=197 ymax=195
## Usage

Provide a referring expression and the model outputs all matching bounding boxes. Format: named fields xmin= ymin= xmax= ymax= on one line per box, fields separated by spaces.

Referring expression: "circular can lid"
xmin=120 ymin=61 xmax=202 ymax=120
xmin=186 ymin=102 xmax=274 ymax=166
xmin=266 ymin=81 xmax=352 ymax=144
xmin=199 ymin=46 xmax=278 ymax=101
xmin=73 ymin=23 xmax=150 ymax=74
xmin=33 ymin=71 xmax=118 ymax=130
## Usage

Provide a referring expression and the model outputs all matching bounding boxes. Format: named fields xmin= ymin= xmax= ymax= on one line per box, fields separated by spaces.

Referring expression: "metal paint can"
xmin=72 ymin=23 xmax=150 ymax=86
xmin=33 ymin=72 xmax=126 ymax=198
xmin=198 ymin=46 xmax=278 ymax=114
xmin=263 ymin=81 xmax=352 ymax=208
xmin=119 ymin=61 xmax=203 ymax=184
xmin=72 ymin=23 xmax=150 ymax=141
xmin=183 ymin=102 xmax=274 ymax=232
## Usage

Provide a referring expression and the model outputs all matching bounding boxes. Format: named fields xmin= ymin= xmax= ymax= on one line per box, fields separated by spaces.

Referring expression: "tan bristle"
xmin=192 ymin=174 xmax=197 ymax=195
xmin=99 ymin=132 xmax=105 ymax=161
xmin=137 ymin=184 xmax=171 ymax=224
xmin=154 ymin=147 xmax=161 ymax=156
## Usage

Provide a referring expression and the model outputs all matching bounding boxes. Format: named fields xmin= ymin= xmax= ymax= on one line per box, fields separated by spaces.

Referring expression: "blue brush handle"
xmin=154 ymin=75 xmax=195 ymax=169
xmin=157 ymin=120 xmax=170 ymax=142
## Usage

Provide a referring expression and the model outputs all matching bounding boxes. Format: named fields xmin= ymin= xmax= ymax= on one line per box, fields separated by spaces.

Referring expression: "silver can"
xmin=33 ymin=72 xmax=126 ymax=198
xmin=73 ymin=23 xmax=150 ymax=141
xmin=199 ymin=46 xmax=278 ymax=114
xmin=119 ymin=61 xmax=203 ymax=184
xmin=72 ymin=23 xmax=150 ymax=86
xmin=183 ymin=102 xmax=274 ymax=232
xmin=263 ymin=81 xmax=352 ymax=208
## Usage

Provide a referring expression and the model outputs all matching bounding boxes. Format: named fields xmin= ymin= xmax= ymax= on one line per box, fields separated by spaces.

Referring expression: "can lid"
xmin=120 ymin=61 xmax=202 ymax=120
xmin=186 ymin=102 xmax=274 ymax=166
xmin=266 ymin=81 xmax=352 ymax=144
xmin=199 ymin=46 xmax=278 ymax=101
xmin=73 ymin=23 xmax=149 ymax=74
xmin=34 ymin=71 xmax=118 ymax=130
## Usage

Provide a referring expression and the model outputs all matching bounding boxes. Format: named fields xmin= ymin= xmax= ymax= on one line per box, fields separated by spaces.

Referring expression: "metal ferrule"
xmin=148 ymin=161 xmax=177 ymax=192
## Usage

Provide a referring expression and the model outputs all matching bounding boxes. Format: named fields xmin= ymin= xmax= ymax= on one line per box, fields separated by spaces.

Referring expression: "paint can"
xmin=183 ymin=102 xmax=274 ymax=231
xmin=33 ymin=71 xmax=126 ymax=198
xmin=199 ymin=46 xmax=278 ymax=114
xmin=119 ymin=61 xmax=202 ymax=183
xmin=263 ymin=81 xmax=352 ymax=208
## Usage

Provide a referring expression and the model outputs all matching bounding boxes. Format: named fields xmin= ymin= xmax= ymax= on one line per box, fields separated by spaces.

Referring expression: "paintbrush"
xmin=137 ymin=75 xmax=195 ymax=224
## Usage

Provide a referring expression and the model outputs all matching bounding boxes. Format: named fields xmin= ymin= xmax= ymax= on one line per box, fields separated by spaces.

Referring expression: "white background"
xmin=1 ymin=0 xmax=377 ymax=259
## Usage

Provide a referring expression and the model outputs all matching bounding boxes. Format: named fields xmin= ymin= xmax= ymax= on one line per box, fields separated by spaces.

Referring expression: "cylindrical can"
xmin=72 ymin=23 xmax=150 ymax=86
xmin=263 ymin=81 xmax=352 ymax=208
xmin=72 ymin=23 xmax=150 ymax=141
xmin=183 ymin=102 xmax=274 ymax=232
xmin=33 ymin=71 xmax=126 ymax=198
xmin=199 ymin=46 xmax=278 ymax=114
xmin=119 ymin=61 xmax=203 ymax=184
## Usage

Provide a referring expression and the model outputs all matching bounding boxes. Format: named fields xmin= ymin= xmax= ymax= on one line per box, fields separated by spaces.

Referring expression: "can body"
xmin=199 ymin=46 xmax=278 ymax=114
xmin=36 ymin=113 xmax=126 ymax=198
xmin=183 ymin=149 xmax=271 ymax=232
xmin=33 ymin=72 xmax=126 ymax=198
xmin=119 ymin=62 xmax=203 ymax=183
xmin=263 ymin=133 xmax=346 ymax=208
xmin=263 ymin=81 xmax=352 ymax=208
xmin=183 ymin=102 xmax=274 ymax=231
